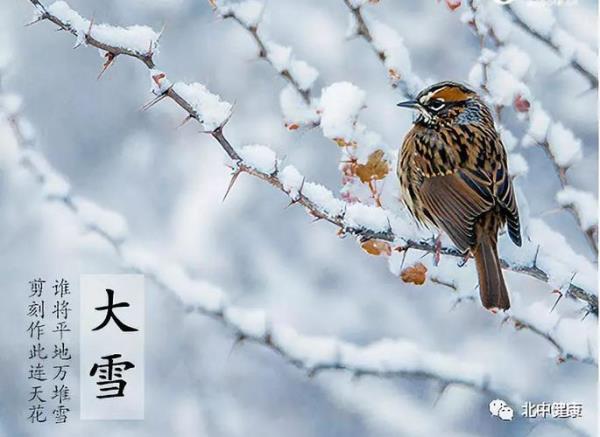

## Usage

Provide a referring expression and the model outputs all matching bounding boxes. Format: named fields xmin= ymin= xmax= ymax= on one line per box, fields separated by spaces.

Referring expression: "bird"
xmin=396 ymin=81 xmax=521 ymax=311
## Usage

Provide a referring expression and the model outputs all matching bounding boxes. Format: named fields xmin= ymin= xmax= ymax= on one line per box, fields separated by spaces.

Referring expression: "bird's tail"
xmin=473 ymin=233 xmax=510 ymax=310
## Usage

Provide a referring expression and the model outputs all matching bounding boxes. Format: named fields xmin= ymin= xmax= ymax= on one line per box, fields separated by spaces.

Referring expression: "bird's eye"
xmin=428 ymin=99 xmax=445 ymax=111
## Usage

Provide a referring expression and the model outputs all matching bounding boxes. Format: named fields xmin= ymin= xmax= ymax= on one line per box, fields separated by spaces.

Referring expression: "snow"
xmin=470 ymin=49 xmax=530 ymax=107
xmin=0 ymin=93 xmax=22 ymax=116
xmin=171 ymin=82 xmax=232 ymax=131
xmin=238 ymin=144 xmax=278 ymax=174
xmin=318 ymin=82 xmax=366 ymax=141
xmin=279 ymin=165 xmax=304 ymax=200
xmin=527 ymin=219 xmax=597 ymax=293
xmin=279 ymin=86 xmax=318 ymax=126
xmin=345 ymin=203 xmax=390 ymax=232
xmin=507 ymin=153 xmax=528 ymax=177
xmin=547 ymin=122 xmax=582 ymax=168
xmin=264 ymin=42 xmax=318 ymax=91
xmin=494 ymin=46 xmax=530 ymax=80
xmin=347 ymin=0 xmax=370 ymax=7
xmin=500 ymin=127 xmax=517 ymax=152
xmin=289 ymin=59 xmax=318 ymax=91
xmin=149 ymin=69 xmax=172 ymax=95
xmin=21 ymin=149 xmax=72 ymax=198
xmin=556 ymin=187 xmax=598 ymax=231
xmin=218 ymin=0 xmax=264 ymax=28
xmin=302 ymin=182 xmax=345 ymax=217
xmin=265 ymin=41 xmax=292 ymax=72
xmin=510 ymin=2 xmax=556 ymax=38
xmin=45 ymin=1 xmax=160 ymax=54
xmin=273 ymin=325 xmax=339 ymax=367
xmin=72 ymin=196 xmax=129 ymax=242
xmin=367 ymin=17 xmax=414 ymax=88
xmin=523 ymin=103 xmax=550 ymax=145
xmin=224 ymin=306 xmax=268 ymax=338
xmin=154 ymin=261 xmax=227 ymax=311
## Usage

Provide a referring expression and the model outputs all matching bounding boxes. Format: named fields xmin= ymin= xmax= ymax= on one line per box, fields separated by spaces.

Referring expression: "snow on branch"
xmin=29 ymin=0 xmax=160 ymax=70
xmin=212 ymin=0 xmax=317 ymax=105
xmin=211 ymin=1 xmax=396 ymax=207
xmin=1 ymin=80 xmax=532 ymax=401
xmin=400 ymin=248 xmax=597 ymax=366
xmin=505 ymin=3 xmax=598 ymax=89
xmin=24 ymin=0 xmax=598 ymax=318
xmin=342 ymin=0 xmax=425 ymax=97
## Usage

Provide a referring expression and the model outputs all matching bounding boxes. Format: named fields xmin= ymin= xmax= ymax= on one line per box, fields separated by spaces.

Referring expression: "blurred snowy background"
xmin=0 ymin=0 xmax=598 ymax=436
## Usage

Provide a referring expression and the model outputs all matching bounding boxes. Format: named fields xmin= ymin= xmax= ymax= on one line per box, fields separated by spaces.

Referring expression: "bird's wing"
xmin=419 ymin=170 xmax=494 ymax=252
xmin=494 ymin=164 xmax=522 ymax=246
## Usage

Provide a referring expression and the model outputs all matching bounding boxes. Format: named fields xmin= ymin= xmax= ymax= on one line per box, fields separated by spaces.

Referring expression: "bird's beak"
xmin=396 ymin=100 xmax=420 ymax=110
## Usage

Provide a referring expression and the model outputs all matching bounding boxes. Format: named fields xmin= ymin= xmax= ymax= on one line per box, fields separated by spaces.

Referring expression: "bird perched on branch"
xmin=396 ymin=81 xmax=521 ymax=310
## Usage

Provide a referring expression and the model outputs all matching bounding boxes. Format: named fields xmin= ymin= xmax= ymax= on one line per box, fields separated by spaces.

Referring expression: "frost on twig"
xmin=23 ymin=0 xmax=598 ymax=318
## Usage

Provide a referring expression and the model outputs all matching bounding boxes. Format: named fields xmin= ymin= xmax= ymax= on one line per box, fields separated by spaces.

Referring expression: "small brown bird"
xmin=396 ymin=81 xmax=521 ymax=310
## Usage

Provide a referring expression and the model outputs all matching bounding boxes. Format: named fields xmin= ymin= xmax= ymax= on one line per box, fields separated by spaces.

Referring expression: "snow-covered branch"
xmin=505 ymin=3 xmax=598 ymax=89
xmin=212 ymin=0 xmax=317 ymax=105
xmin=24 ymin=0 xmax=597 ymax=318
xmin=1 ymin=78 xmax=531 ymax=402
xmin=342 ymin=0 xmax=424 ymax=97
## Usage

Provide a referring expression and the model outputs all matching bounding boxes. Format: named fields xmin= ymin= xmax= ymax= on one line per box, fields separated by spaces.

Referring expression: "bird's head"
xmin=397 ymin=81 xmax=487 ymax=127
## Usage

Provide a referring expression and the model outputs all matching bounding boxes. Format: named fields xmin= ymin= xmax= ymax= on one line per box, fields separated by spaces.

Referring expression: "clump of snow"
xmin=21 ymin=149 xmax=71 ymax=198
xmin=279 ymin=165 xmax=304 ymax=200
xmin=546 ymin=123 xmax=582 ymax=168
xmin=72 ymin=197 xmax=129 ymax=242
xmin=0 ymin=93 xmax=23 ymax=116
xmin=45 ymin=1 xmax=160 ymax=54
xmin=265 ymin=41 xmax=292 ymax=72
xmin=494 ymin=45 xmax=530 ymax=80
xmin=273 ymin=325 xmax=339 ymax=367
xmin=302 ymin=182 xmax=345 ymax=217
xmin=224 ymin=307 xmax=268 ymax=339
xmin=508 ymin=153 xmax=528 ymax=177
xmin=289 ymin=59 xmax=319 ymax=91
xmin=154 ymin=261 xmax=227 ymax=311
xmin=499 ymin=127 xmax=517 ymax=152
xmin=264 ymin=42 xmax=318 ymax=91
xmin=348 ymin=0 xmax=371 ymax=7
xmin=367 ymin=17 xmax=414 ymax=87
xmin=469 ymin=49 xmax=530 ymax=107
xmin=279 ymin=86 xmax=318 ymax=126
xmin=345 ymin=203 xmax=390 ymax=232
xmin=523 ymin=103 xmax=550 ymax=146
xmin=510 ymin=2 xmax=555 ymax=38
xmin=171 ymin=82 xmax=232 ymax=131
xmin=556 ymin=187 xmax=598 ymax=231
xmin=218 ymin=0 xmax=264 ymax=28
xmin=527 ymin=219 xmax=596 ymax=293
xmin=318 ymin=82 xmax=366 ymax=142
xmin=238 ymin=144 xmax=278 ymax=174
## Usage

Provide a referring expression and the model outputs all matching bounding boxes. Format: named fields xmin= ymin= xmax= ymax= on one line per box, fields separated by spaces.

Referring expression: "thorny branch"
xmin=25 ymin=0 xmax=598 ymax=317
